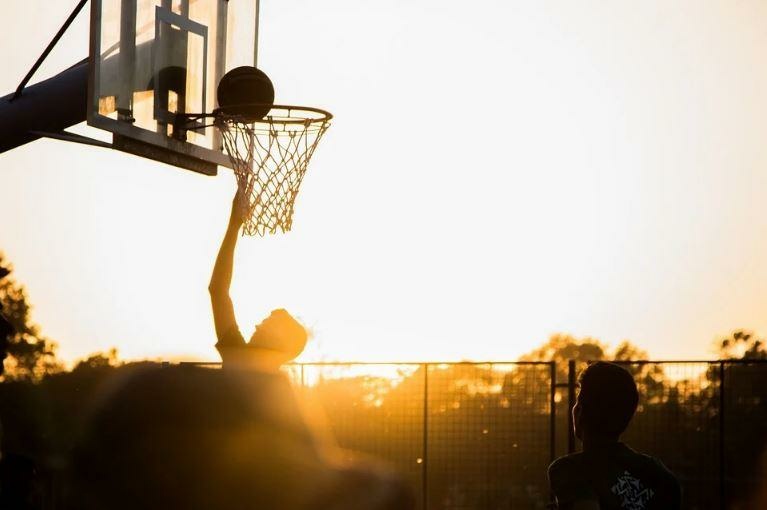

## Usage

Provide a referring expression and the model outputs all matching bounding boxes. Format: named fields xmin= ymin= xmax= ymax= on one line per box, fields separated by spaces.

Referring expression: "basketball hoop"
xmin=214 ymin=105 xmax=332 ymax=236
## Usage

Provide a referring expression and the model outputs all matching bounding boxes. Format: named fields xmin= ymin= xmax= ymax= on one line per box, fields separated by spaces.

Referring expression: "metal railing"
xmin=294 ymin=362 xmax=557 ymax=510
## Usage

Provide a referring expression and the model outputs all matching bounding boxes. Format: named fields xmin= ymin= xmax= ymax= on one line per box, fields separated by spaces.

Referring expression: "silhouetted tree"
xmin=613 ymin=340 xmax=647 ymax=360
xmin=72 ymin=348 xmax=121 ymax=371
xmin=520 ymin=333 xmax=606 ymax=362
xmin=716 ymin=329 xmax=766 ymax=360
xmin=0 ymin=254 xmax=60 ymax=380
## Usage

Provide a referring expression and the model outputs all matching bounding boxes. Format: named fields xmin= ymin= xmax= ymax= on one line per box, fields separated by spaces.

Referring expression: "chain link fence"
xmin=290 ymin=362 xmax=556 ymax=509
xmin=11 ymin=359 xmax=764 ymax=509
xmin=284 ymin=360 xmax=766 ymax=509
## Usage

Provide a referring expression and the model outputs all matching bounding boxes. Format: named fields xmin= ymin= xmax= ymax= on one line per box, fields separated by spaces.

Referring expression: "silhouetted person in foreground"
xmin=548 ymin=362 xmax=681 ymax=510
xmin=209 ymin=191 xmax=308 ymax=371
xmin=68 ymin=365 xmax=414 ymax=509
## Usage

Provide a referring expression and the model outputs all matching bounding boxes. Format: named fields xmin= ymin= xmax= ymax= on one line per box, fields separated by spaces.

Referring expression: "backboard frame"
xmin=87 ymin=0 xmax=259 ymax=175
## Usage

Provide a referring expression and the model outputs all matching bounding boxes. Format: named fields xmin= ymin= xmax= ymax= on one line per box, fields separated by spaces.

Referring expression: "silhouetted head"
xmin=249 ymin=309 xmax=308 ymax=365
xmin=573 ymin=361 xmax=639 ymax=442
xmin=69 ymin=364 xmax=413 ymax=510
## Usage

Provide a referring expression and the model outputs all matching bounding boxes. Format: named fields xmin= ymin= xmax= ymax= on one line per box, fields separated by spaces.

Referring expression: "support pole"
xmin=117 ymin=0 xmax=137 ymax=121
xmin=12 ymin=0 xmax=89 ymax=101
xmin=719 ymin=361 xmax=725 ymax=510
xmin=422 ymin=363 xmax=429 ymax=510
xmin=567 ymin=360 xmax=576 ymax=453
xmin=549 ymin=361 xmax=556 ymax=463
xmin=0 ymin=59 xmax=89 ymax=153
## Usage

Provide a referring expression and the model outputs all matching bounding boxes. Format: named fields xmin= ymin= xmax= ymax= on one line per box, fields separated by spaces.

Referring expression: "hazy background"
xmin=1 ymin=0 xmax=766 ymax=364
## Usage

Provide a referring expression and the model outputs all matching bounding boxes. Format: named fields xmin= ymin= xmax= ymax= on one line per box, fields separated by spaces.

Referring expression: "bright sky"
xmin=1 ymin=0 xmax=766 ymax=365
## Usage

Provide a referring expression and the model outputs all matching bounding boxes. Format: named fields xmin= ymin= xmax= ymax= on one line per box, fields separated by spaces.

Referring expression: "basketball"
xmin=217 ymin=66 xmax=275 ymax=121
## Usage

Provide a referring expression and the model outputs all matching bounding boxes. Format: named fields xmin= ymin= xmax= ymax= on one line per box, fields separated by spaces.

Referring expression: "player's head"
xmin=249 ymin=309 xmax=308 ymax=365
xmin=573 ymin=361 xmax=639 ymax=441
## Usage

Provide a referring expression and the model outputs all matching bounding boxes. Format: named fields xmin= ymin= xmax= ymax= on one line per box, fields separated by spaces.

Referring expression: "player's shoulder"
xmin=646 ymin=454 xmax=680 ymax=486
xmin=548 ymin=452 xmax=588 ymax=480
xmin=624 ymin=444 xmax=676 ymax=477
xmin=548 ymin=453 xmax=598 ymax=506
xmin=622 ymin=444 xmax=682 ymax=501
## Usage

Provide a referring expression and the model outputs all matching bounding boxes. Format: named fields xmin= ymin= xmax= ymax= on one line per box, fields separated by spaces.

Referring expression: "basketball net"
xmin=216 ymin=106 xmax=332 ymax=236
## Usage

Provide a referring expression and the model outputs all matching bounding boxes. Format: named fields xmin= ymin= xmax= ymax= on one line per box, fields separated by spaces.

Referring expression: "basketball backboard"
xmin=88 ymin=0 xmax=258 ymax=174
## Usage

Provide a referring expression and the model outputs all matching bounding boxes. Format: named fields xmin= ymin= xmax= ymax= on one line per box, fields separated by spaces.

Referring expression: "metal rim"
xmin=214 ymin=104 xmax=333 ymax=125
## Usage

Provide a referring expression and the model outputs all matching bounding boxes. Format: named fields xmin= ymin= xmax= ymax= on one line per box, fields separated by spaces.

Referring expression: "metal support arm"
xmin=29 ymin=130 xmax=112 ymax=149
xmin=12 ymin=0 xmax=89 ymax=101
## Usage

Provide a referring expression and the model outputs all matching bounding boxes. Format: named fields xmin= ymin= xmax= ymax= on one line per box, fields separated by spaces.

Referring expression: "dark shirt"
xmin=548 ymin=442 xmax=681 ymax=510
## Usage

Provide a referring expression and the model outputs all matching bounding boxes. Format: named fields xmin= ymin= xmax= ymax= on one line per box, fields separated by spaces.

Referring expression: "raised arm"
xmin=209 ymin=194 xmax=245 ymax=346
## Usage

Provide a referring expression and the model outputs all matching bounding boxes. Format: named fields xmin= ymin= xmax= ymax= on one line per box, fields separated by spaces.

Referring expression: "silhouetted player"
xmin=549 ymin=362 xmax=681 ymax=510
xmin=209 ymin=192 xmax=308 ymax=370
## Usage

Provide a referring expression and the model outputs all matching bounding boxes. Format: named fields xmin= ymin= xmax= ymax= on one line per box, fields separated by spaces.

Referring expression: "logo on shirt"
xmin=611 ymin=470 xmax=655 ymax=510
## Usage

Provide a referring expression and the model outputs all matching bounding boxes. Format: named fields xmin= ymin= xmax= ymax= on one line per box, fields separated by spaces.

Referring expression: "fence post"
xmin=422 ymin=363 xmax=429 ymax=510
xmin=567 ymin=360 xmax=576 ymax=453
xmin=550 ymin=362 xmax=556 ymax=464
xmin=719 ymin=361 xmax=725 ymax=510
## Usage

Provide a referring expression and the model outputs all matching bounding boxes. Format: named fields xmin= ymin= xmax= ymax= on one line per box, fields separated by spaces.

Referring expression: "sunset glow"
xmin=2 ymin=1 xmax=767 ymax=366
